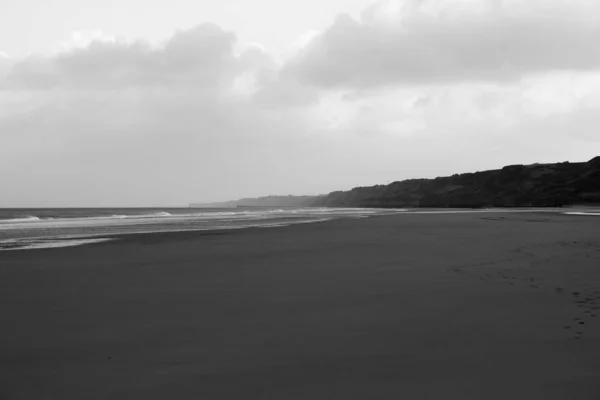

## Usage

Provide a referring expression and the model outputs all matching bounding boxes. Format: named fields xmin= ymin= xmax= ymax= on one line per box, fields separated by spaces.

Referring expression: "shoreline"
xmin=2 ymin=207 xmax=594 ymax=251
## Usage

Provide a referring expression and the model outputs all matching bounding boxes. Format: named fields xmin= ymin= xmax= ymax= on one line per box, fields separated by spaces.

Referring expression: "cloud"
xmin=0 ymin=25 xmax=330 ymax=206
xmin=0 ymin=52 xmax=14 ymax=81
xmin=1 ymin=9 xmax=599 ymax=207
xmin=2 ymin=24 xmax=240 ymax=90
xmin=253 ymin=69 xmax=321 ymax=107
xmin=57 ymin=30 xmax=117 ymax=52
xmin=284 ymin=0 xmax=600 ymax=88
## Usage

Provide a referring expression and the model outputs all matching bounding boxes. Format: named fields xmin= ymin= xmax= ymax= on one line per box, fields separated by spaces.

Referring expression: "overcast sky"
xmin=1 ymin=0 xmax=600 ymax=207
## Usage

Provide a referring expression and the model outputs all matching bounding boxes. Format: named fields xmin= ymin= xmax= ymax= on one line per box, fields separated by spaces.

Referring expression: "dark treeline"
xmin=313 ymin=157 xmax=600 ymax=208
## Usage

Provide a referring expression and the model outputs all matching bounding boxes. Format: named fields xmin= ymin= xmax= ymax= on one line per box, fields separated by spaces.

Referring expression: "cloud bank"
xmin=2 ymin=24 xmax=239 ymax=91
xmin=286 ymin=0 xmax=600 ymax=87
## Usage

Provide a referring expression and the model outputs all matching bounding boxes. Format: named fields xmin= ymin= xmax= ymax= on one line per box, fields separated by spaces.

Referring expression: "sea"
xmin=0 ymin=207 xmax=406 ymax=251
xmin=2 ymin=206 xmax=598 ymax=251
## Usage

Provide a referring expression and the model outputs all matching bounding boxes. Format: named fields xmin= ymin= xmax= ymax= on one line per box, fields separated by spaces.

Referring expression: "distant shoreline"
xmin=2 ymin=207 xmax=599 ymax=251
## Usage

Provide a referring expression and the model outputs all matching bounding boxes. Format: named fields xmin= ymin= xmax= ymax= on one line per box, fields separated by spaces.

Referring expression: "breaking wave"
xmin=0 ymin=216 xmax=41 ymax=223
xmin=564 ymin=212 xmax=600 ymax=216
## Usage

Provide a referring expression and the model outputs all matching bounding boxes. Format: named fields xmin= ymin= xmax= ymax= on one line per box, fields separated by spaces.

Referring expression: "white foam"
xmin=0 ymin=238 xmax=113 ymax=251
xmin=0 ymin=208 xmax=403 ymax=230
xmin=0 ymin=216 xmax=40 ymax=223
xmin=564 ymin=212 xmax=600 ymax=216
xmin=0 ymin=212 xmax=185 ymax=230
xmin=143 ymin=211 xmax=172 ymax=217
xmin=48 ymin=214 xmax=127 ymax=221
xmin=407 ymin=209 xmax=556 ymax=214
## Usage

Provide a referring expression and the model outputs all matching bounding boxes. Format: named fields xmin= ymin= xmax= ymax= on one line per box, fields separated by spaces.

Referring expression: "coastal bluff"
xmin=190 ymin=195 xmax=321 ymax=208
xmin=314 ymin=157 xmax=600 ymax=208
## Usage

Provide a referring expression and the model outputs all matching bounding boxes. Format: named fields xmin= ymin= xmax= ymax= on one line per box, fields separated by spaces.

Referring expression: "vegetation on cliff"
xmin=313 ymin=157 xmax=600 ymax=208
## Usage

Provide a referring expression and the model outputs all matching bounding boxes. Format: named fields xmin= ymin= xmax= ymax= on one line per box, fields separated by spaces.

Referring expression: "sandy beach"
xmin=1 ymin=211 xmax=599 ymax=399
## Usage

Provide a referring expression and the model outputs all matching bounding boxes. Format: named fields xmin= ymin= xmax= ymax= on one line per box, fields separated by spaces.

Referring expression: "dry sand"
xmin=1 ymin=211 xmax=599 ymax=399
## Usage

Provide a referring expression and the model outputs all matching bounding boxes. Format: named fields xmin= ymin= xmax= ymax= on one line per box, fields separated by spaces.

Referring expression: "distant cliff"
xmin=313 ymin=157 xmax=600 ymax=208
xmin=190 ymin=195 xmax=322 ymax=208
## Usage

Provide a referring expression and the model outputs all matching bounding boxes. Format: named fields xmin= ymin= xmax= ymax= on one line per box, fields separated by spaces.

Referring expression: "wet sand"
xmin=1 ymin=211 xmax=599 ymax=399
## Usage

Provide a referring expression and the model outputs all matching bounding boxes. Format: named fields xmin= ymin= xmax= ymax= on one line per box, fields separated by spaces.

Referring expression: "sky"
xmin=1 ymin=0 xmax=600 ymax=207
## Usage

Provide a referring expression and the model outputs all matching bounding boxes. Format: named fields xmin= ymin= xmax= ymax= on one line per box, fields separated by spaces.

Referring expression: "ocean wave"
xmin=564 ymin=212 xmax=600 ymax=216
xmin=200 ymin=212 xmax=236 ymax=216
xmin=62 ymin=214 xmax=128 ymax=221
xmin=0 ymin=216 xmax=41 ymax=223
xmin=0 ymin=207 xmax=394 ymax=234
xmin=0 ymin=208 xmax=399 ymax=226
xmin=148 ymin=212 xmax=172 ymax=217
xmin=124 ymin=212 xmax=172 ymax=219
xmin=0 ymin=212 xmax=177 ymax=226
xmin=0 ymin=211 xmax=362 ymax=251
